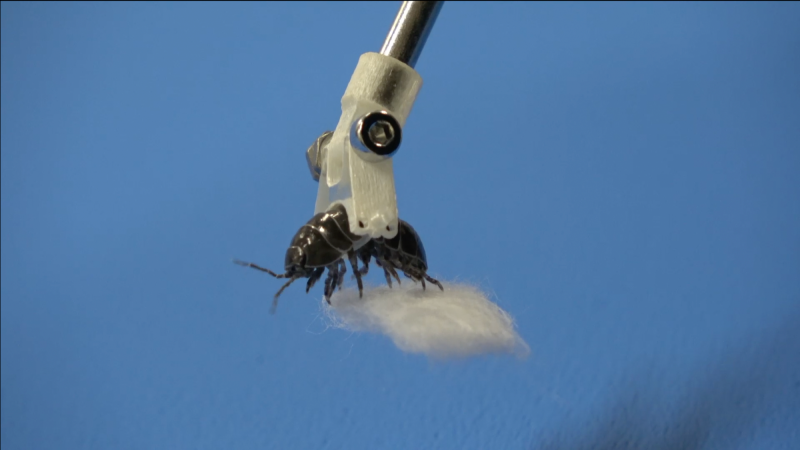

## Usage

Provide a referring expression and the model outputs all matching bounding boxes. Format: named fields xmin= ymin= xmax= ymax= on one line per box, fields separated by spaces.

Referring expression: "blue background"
xmin=2 ymin=2 xmax=799 ymax=449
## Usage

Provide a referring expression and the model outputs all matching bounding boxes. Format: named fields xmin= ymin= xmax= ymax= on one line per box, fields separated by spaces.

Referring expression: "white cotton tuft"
xmin=321 ymin=281 xmax=530 ymax=359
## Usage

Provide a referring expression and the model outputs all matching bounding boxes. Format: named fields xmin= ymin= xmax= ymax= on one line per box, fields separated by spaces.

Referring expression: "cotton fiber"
xmin=322 ymin=281 xmax=529 ymax=359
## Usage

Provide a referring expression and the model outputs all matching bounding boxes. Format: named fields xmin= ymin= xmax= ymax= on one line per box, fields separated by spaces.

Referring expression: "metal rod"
xmin=380 ymin=1 xmax=443 ymax=68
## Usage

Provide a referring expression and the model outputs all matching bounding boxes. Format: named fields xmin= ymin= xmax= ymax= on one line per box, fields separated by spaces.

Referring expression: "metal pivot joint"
xmin=350 ymin=111 xmax=402 ymax=159
xmin=305 ymin=1 xmax=442 ymax=180
xmin=306 ymin=1 xmax=442 ymax=239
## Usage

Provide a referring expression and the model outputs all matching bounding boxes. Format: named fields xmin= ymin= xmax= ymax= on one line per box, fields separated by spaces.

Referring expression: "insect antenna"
xmin=233 ymin=259 xmax=287 ymax=278
xmin=270 ymin=276 xmax=299 ymax=314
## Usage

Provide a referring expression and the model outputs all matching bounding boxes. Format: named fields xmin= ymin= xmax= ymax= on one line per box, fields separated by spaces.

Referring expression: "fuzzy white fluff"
xmin=321 ymin=281 xmax=529 ymax=359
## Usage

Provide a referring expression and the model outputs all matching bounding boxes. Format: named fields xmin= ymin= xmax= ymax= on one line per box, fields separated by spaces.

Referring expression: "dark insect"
xmin=356 ymin=219 xmax=444 ymax=291
xmin=233 ymin=203 xmax=367 ymax=313
xmin=235 ymin=203 xmax=443 ymax=313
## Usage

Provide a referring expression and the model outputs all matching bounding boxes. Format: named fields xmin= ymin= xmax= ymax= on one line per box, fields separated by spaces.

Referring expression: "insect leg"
xmin=386 ymin=264 xmax=402 ymax=286
xmin=323 ymin=267 xmax=337 ymax=304
xmin=305 ymin=267 xmax=325 ymax=293
xmin=372 ymin=257 xmax=392 ymax=287
xmin=382 ymin=267 xmax=393 ymax=288
xmin=359 ymin=255 xmax=370 ymax=275
xmin=233 ymin=259 xmax=287 ymax=278
xmin=347 ymin=250 xmax=364 ymax=298
xmin=358 ymin=252 xmax=371 ymax=276
xmin=376 ymin=256 xmax=401 ymax=286
xmin=329 ymin=263 xmax=340 ymax=293
xmin=270 ymin=276 xmax=299 ymax=314
xmin=420 ymin=276 xmax=426 ymax=291
xmin=337 ymin=259 xmax=346 ymax=291
xmin=424 ymin=274 xmax=444 ymax=291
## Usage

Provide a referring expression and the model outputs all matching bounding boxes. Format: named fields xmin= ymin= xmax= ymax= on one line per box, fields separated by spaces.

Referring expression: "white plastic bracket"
xmin=314 ymin=52 xmax=422 ymax=240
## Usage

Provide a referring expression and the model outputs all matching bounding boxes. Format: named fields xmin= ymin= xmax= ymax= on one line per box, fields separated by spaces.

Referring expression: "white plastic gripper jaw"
xmin=308 ymin=52 xmax=422 ymax=240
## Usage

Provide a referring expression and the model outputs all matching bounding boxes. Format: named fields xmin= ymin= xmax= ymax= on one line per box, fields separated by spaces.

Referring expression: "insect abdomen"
xmin=379 ymin=220 xmax=428 ymax=271
xmin=286 ymin=204 xmax=362 ymax=270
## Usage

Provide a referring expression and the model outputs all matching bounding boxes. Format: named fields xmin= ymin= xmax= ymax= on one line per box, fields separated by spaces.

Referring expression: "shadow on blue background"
xmin=541 ymin=310 xmax=800 ymax=449
xmin=1 ymin=2 xmax=798 ymax=449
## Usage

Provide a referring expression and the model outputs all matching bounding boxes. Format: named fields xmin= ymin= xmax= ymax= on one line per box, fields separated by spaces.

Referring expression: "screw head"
xmin=367 ymin=120 xmax=396 ymax=147
xmin=353 ymin=111 xmax=402 ymax=157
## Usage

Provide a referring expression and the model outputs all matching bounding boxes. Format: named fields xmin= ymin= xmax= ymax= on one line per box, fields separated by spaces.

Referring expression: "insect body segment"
xmin=235 ymin=204 xmax=442 ymax=313
xmin=234 ymin=203 xmax=365 ymax=313
xmin=358 ymin=220 xmax=444 ymax=291
xmin=287 ymin=205 xmax=363 ymax=269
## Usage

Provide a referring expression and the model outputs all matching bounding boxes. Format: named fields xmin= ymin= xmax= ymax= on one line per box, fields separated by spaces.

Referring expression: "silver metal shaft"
xmin=380 ymin=1 xmax=443 ymax=68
